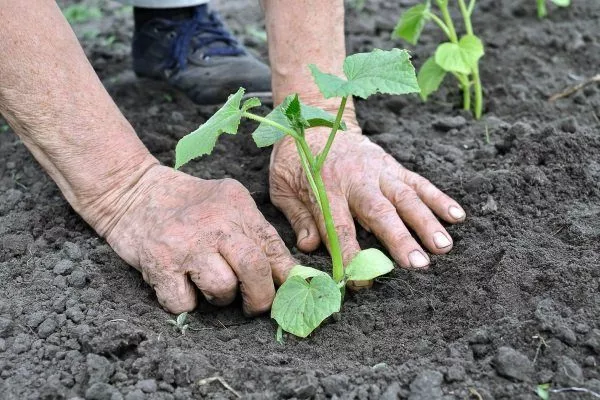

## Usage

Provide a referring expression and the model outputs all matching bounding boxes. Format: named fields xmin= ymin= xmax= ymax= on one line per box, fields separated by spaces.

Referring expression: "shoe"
xmin=132 ymin=5 xmax=271 ymax=105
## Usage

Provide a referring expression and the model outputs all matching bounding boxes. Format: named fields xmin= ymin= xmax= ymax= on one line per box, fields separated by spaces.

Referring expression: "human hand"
xmin=269 ymin=126 xmax=466 ymax=272
xmin=102 ymin=166 xmax=295 ymax=315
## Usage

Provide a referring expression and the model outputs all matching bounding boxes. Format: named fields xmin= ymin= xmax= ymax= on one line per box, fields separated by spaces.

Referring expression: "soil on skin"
xmin=1 ymin=0 xmax=599 ymax=399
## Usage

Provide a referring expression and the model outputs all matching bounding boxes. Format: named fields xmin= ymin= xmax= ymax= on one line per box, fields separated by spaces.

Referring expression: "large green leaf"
xmin=417 ymin=56 xmax=447 ymax=101
xmin=434 ymin=35 xmax=484 ymax=75
xmin=252 ymin=95 xmax=344 ymax=147
xmin=309 ymin=49 xmax=420 ymax=99
xmin=345 ymin=248 xmax=394 ymax=281
xmin=271 ymin=275 xmax=341 ymax=338
xmin=175 ymin=88 xmax=248 ymax=169
xmin=392 ymin=2 xmax=431 ymax=45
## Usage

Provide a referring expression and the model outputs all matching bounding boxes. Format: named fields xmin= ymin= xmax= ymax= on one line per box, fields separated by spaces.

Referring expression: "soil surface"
xmin=1 ymin=0 xmax=599 ymax=399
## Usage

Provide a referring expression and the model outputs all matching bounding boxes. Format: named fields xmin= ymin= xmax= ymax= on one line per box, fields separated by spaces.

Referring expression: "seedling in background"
xmin=174 ymin=49 xmax=420 ymax=338
xmin=393 ymin=0 xmax=485 ymax=119
xmin=62 ymin=4 xmax=102 ymax=25
xmin=537 ymin=0 xmax=571 ymax=19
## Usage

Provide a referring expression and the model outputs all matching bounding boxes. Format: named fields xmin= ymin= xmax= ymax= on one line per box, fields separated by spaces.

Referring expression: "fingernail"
xmin=433 ymin=232 xmax=452 ymax=249
xmin=449 ymin=206 xmax=466 ymax=220
xmin=297 ymin=228 xmax=309 ymax=244
xmin=408 ymin=251 xmax=429 ymax=269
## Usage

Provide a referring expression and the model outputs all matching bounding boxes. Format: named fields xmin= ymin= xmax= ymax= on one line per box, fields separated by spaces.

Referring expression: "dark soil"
xmin=1 ymin=0 xmax=599 ymax=399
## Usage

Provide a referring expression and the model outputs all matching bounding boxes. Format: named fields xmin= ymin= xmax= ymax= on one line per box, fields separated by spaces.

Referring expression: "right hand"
xmin=103 ymin=166 xmax=296 ymax=315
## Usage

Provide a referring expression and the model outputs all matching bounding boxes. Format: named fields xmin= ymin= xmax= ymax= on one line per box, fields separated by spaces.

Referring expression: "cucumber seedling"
xmin=392 ymin=0 xmax=485 ymax=119
xmin=536 ymin=0 xmax=571 ymax=18
xmin=174 ymin=49 xmax=420 ymax=338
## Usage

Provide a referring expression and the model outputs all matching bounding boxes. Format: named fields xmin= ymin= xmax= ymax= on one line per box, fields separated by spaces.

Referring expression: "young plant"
xmin=167 ymin=312 xmax=190 ymax=335
xmin=536 ymin=0 xmax=571 ymax=18
xmin=174 ymin=49 xmax=420 ymax=338
xmin=392 ymin=0 xmax=485 ymax=119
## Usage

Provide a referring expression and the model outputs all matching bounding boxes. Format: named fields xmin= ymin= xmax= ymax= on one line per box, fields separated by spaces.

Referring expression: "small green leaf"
xmin=288 ymin=265 xmax=329 ymax=280
xmin=271 ymin=275 xmax=341 ymax=338
xmin=167 ymin=320 xmax=177 ymax=326
xmin=345 ymin=248 xmax=394 ymax=281
xmin=417 ymin=56 xmax=447 ymax=101
xmin=175 ymin=88 xmax=245 ymax=169
xmin=550 ymin=0 xmax=570 ymax=6
xmin=392 ymin=2 xmax=431 ymax=45
xmin=536 ymin=383 xmax=550 ymax=400
xmin=309 ymin=49 xmax=420 ymax=99
xmin=276 ymin=325 xmax=284 ymax=344
xmin=434 ymin=35 xmax=484 ymax=75
xmin=283 ymin=94 xmax=309 ymax=130
xmin=459 ymin=35 xmax=484 ymax=68
xmin=242 ymin=97 xmax=261 ymax=112
xmin=252 ymin=95 xmax=343 ymax=147
xmin=176 ymin=312 xmax=188 ymax=326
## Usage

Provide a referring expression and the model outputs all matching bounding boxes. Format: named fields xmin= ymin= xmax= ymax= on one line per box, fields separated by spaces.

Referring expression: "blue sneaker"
xmin=132 ymin=5 xmax=271 ymax=105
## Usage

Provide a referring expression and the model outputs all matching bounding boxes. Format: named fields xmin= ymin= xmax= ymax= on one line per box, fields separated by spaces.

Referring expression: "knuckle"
xmin=393 ymin=186 xmax=420 ymax=207
xmin=203 ymin=278 xmax=238 ymax=304
xmin=364 ymin=200 xmax=394 ymax=222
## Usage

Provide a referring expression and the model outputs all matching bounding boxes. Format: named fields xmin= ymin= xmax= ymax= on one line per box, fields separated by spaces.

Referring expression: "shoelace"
xmin=165 ymin=6 xmax=245 ymax=70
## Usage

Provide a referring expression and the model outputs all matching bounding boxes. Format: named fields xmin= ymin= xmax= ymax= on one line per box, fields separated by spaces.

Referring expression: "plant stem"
xmin=472 ymin=66 xmax=483 ymax=119
xmin=242 ymin=112 xmax=301 ymax=141
xmin=295 ymin=139 xmax=322 ymax=209
xmin=457 ymin=0 xmax=483 ymax=119
xmin=437 ymin=1 xmax=458 ymax=43
xmin=457 ymin=0 xmax=473 ymax=34
xmin=427 ymin=12 xmax=452 ymax=40
xmin=312 ymin=171 xmax=344 ymax=282
xmin=454 ymin=73 xmax=471 ymax=110
xmin=537 ymin=0 xmax=547 ymax=18
xmin=315 ymin=96 xmax=347 ymax=171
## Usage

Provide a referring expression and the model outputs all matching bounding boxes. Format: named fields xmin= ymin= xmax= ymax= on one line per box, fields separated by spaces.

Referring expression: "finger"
xmin=350 ymin=188 xmax=430 ymax=270
xmin=307 ymin=192 xmax=361 ymax=266
xmin=381 ymin=178 xmax=454 ymax=255
xmin=244 ymin=220 xmax=297 ymax=286
xmin=271 ymin=192 xmax=321 ymax=252
xmin=218 ymin=233 xmax=275 ymax=316
xmin=143 ymin=269 xmax=197 ymax=314
xmin=399 ymin=169 xmax=466 ymax=223
xmin=186 ymin=254 xmax=238 ymax=306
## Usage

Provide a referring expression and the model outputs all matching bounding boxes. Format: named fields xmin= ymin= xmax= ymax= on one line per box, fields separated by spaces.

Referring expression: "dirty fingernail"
xmin=408 ymin=251 xmax=429 ymax=269
xmin=433 ymin=232 xmax=452 ymax=249
xmin=449 ymin=206 xmax=465 ymax=220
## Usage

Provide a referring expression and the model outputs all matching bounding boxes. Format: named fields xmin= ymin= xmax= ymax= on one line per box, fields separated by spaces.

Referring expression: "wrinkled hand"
xmin=270 ymin=127 xmax=466 ymax=270
xmin=104 ymin=166 xmax=295 ymax=315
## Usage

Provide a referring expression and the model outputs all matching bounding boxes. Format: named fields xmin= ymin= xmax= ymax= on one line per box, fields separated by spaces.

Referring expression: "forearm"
xmin=0 ymin=1 xmax=158 ymax=236
xmin=262 ymin=0 xmax=358 ymax=128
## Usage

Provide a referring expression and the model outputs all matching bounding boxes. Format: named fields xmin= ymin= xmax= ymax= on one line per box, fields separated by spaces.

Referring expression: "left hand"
xmin=269 ymin=125 xmax=466 ymax=271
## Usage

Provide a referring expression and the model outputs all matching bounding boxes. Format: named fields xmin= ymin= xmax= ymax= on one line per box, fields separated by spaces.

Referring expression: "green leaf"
xmin=536 ymin=383 xmax=550 ymax=400
xmin=459 ymin=35 xmax=485 ymax=68
xmin=252 ymin=95 xmax=344 ymax=147
xmin=175 ymin=88 xmax=245 ymax=169
xmin=417 ymin=56 xmax=447 ymax=101
xmin=271 ymin=275 xmax=341 ymax=338
xmin=242 ymin=97 xmax=261 ymax=112
xmin=309 ymin=48 xmax=420 ymax=99
xmin=283 ymin=94 xmax=309 ymax=130
xmin=550 ymin=0 xmax=570 ymax=6
xmin=392 ymin=2 xmax=431 ymax=45
xmin=345 ymin=248 xmax=394 ymax=281
xmin=288 ymin=265 xmax=329 ymax=280
xmin=176 ymin=312 xmax=188 ymax=326
xmin=434 ymin=35 xmax=484 ymax=74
